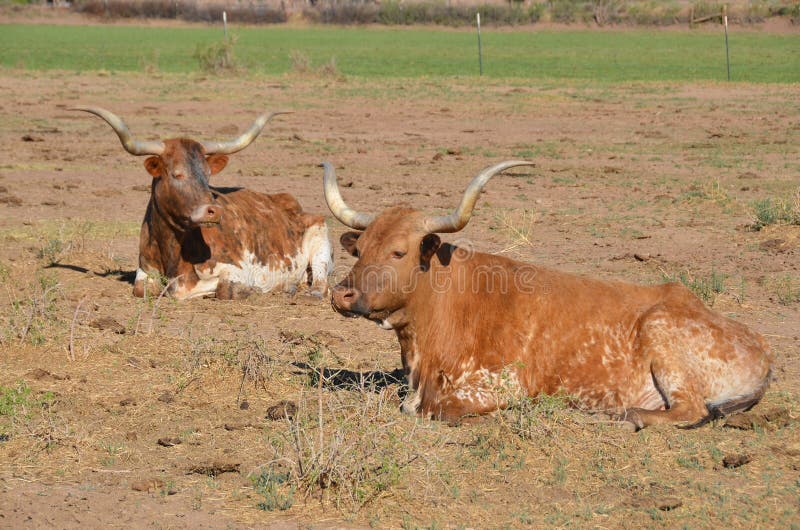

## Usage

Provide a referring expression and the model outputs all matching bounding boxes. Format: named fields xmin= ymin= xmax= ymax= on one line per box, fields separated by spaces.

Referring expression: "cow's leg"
xmin=422 ymin=371 xmax=505 ymax=422
xmin=303 ymin=223 xmax=333 ymax=298
xmin=400 ymin=388 xmax=421 ymax=416
xmin=616 ymin=338 xmax=709 ymax=430
xmin=133 ymin=268 xmax=161 ymax=298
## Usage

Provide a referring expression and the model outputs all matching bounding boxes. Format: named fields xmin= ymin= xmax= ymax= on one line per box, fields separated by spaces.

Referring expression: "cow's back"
xmin=206 ymin=189 xmax=311 ymax=268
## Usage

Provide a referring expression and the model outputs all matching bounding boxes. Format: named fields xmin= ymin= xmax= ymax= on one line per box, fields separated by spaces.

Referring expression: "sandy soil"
xmin=0 ymin=67 xmax=798 ymax=528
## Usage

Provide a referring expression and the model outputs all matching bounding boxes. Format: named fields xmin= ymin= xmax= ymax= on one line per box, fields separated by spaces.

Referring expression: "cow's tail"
xmin=679 ymin=369 xmax=772 ymax=430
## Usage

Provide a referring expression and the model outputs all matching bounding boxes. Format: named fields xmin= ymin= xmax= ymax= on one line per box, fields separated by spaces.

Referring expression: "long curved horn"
xmin=201 ymin=111 xmax=290 ymax=155
xmin=422 ymin=160 xmax=536 ymax=233
xmin=71 ymin=106 xmax=165 ymax=156
xmin=321 ymin=162 xmax=375 ymax=230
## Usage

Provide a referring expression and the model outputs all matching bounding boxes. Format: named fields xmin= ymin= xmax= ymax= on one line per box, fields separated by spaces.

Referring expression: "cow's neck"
xmin=393 ymin=246 xmax=528 ymax=382
xmin=146 ymin=199 xmax=208 ymax=280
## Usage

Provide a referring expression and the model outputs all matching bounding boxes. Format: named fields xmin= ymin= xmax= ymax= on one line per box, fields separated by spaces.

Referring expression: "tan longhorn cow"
xmin=74 ymin=107 xmax=332 ymax=300
xmin=322 ymin=160 xmax=772 ymax=429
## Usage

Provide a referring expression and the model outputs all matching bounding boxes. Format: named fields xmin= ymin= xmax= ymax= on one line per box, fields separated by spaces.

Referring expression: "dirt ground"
xmin=0 ymin=62 xmax=799 ymax=528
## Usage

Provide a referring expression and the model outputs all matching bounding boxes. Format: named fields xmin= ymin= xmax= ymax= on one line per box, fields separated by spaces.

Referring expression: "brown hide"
xmin=137 ymin=187 xmax=321 ymax=298
xmin=74 ymin=106 xmax=328 ymax=299
xmin=332 ymin=208 xmax=772 ymax=429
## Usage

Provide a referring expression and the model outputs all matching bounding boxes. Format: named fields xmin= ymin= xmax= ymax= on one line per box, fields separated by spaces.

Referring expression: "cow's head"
xmin=322 ymin=160 xmax=535 ymax=327
xmin=73 ymin=106 xmax=285 ymax=231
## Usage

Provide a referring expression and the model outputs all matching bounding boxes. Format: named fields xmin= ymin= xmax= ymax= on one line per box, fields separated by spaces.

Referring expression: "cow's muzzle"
xmin=331 ymin=285 xmax=369 ymax=318
xmin=190 ymin=204 xmax=222 ymax=226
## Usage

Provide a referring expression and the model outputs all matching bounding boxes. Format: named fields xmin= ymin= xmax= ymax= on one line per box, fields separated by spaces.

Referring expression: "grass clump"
xmin=261 ymin=387 xmax=419 ymax=513
xmin=2 ymin=274 xmax=61 ymax=346
xmin=252 ymin=467 xmax=295 ymax=511
xmin=661 ymin=269 xmax=725 ymax=306
xmin=500 ymin=392 xmax=576 ymax=441
xmin=74 ymin=0 xmax=287 ymax=24
xmin=194 ymin=36 xmax=239 ymax=74
xmin=289 ymin=50 xmax=341 ymax=79
xmin=766 ymin=275 xmax=800 ymax=305
xmin=750 ymin=191 xmax=800 ymax=230
xmin=0 ymin=382 xmax=56 ymax=431
xmin=306 ymin=1 xmax=544 ymax=26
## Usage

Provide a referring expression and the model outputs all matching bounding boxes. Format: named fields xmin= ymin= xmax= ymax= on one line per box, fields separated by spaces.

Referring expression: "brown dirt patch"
xmin=0 ymin=70 xmax=798 ymax=527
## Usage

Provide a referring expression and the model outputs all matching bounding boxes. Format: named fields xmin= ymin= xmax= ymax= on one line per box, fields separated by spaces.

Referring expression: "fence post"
xmin=477 ymin=12 xmax=483 ymax=76
xmin=223 ymin=11 xmax=228 ymax=39
xmin=723 ymin=5 xmax=730 ymax=81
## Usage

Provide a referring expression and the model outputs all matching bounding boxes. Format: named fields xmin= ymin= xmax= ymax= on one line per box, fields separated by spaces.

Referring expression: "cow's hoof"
xmin=609 ymin=420 xmax=638 ymax=433
xmin=612 ymin=410 xmax=644 ymax=431
xmin=400 ymin=392 xmax=421 ymax=416
xmin=306 ymin=289 xmax=325 ymax=300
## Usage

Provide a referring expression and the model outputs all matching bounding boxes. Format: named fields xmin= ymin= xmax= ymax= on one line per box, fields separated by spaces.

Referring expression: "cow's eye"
xmin=391 ymin=250 xmax=406 ymax=259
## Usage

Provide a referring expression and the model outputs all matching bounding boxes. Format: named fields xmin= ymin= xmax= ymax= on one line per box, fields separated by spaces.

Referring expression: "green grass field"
xmin=0 ymin=23 xmax=798 ymax=82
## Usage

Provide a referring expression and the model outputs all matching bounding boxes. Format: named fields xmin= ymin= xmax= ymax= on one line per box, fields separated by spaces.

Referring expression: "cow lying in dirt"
xmin=321 ymin=160 xmax=772 ymax=429
xmin=74 ymin=107 xmax=332 ymax=300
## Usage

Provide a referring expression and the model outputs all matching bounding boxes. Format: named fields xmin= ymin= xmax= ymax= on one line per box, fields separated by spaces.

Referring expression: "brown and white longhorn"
xmin=322 ymin=160 xmax=772 ymax=429
xmin=74 ymin=106 xmax=332 ymax=300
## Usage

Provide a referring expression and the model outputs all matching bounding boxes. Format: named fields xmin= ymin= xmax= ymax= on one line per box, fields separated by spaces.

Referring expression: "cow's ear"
xmin=206 ymin=154 xmax=229 ymax=175
xmin=340 ymin=232 xmax=361 ymax=257
xmin=419 ymin=233 xmax=441 ymax=270
xmin=144 ymin=156 xmax=163 ymax=178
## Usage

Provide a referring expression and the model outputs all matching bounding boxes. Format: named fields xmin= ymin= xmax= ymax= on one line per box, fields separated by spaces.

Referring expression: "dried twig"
xmin=68 ymin=296 xmax=87 ymax=362
xmin=146 ymin=275 xmax=181 ymax=335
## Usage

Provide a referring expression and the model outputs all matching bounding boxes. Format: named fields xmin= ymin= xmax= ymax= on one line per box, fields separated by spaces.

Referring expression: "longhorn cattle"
xmin=322 ymin=160 xmax=772 ymax=429
xmin=74 ymin=107 xmax=332 ymax=300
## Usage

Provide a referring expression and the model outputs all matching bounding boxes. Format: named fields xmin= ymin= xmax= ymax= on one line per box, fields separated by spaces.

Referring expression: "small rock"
xmin=0 ymin=195 xmax=22 ymax=206
xmin=21 ymin=134 xmax=44 ymax=142
xmin=446 ymin=148 xmax=461 ymax=155
xmin=633 ymin=253 xmax=650 ymax=262
xmin=239 ymin=400 xmax=250 ymax=410
xmin=157 ymin=437 xmax=182 ymax=447
xmin=266 ymin=400 xmax=297 ymax=421
xmin=724 ymin=406 xmax=790 ymax=431
xmin=432 ymin=152 xmax=444 ymax=161
xmin=657 ymin=497 xmax=683 ymax=511
xmin=616 ymin=421 xmax=638 ymax=433
xmin=131 ymin=478 xmax=164 ymax=492
xmin=759 ymin=239 xmax=787 ymax=253
xmin=368 ymin=184 xmax=382 ymax=191
xmin=187 ymin=461 xmax=240 ymax=476
xmin=89 ymin=317 xmax=126 ymax=334
xmin=26 ymin=368 xmax=68 ymax=381
xmin=223 ymin=422 xmax=250 ymax=431
xmin=157 ymin=391 xmax=174 ymax=404
xmin=771 ymin=443 xmax=800 ymax=457
xmin=722 ymin=453 xmax=751 ymax=468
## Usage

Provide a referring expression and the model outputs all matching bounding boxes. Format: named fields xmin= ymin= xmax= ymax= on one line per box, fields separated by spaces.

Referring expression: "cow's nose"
xmin=190 ymin=204 xmax=222 ymax=225
xmin=332 ymin=285 xmax=360 ymax=310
